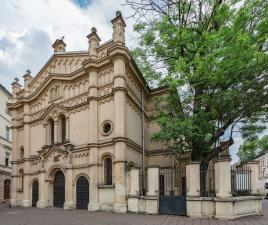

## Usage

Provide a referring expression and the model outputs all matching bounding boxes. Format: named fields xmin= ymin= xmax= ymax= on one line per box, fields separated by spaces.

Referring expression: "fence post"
xmin=186 ymin=162 xmax=201 ymax=217
xmin=186 ymin=162 xmax=200 ymax=197
xmin=214 ymin=157 xmax=232 ymax=198
xmin=246 ymin=161 xmax=260 ymax=195
xmin=127 ymin=168 xmax=140 ymax=213
xmin=145 ymin=166 xmax=159 ymax=214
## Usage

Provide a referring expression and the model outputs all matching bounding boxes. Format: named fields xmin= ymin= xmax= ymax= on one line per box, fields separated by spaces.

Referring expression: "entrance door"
xmin=53 ymin=171 xmax=65 ymax=208
xmin=159 ymin=168 xmax=187 ymax=215
xmin=76 ymin=176 xmax=89 ymax=209
xmin=32 ymin=180 xmax=39 ymax=207
xmin=4 ymin=179 xmax=10 ymax=199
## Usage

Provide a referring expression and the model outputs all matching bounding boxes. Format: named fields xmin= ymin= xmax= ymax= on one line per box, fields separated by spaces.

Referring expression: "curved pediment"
xmin=40 ymin=103 xmax=68 ymax=121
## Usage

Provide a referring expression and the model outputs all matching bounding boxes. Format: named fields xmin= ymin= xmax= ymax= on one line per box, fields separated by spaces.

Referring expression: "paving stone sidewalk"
xmin=1 ymin=201 xmax=268 ymax=225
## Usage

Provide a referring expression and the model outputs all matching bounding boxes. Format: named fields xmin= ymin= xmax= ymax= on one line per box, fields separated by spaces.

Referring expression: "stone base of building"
xmin=127 ymin=197 xmax=139 ymax=213
xmin=144 ymin=196 xmax=158 ymax=214
xmin=10 ymin=199 xmax=17 ymax=207
xmin=64 ymin=201 xmax=75 ymax=209
xmin=22 ymin=200 xmax=31 ymax=208
xmin=37 ymin=200 xmax=48 ymax=208
xmin=113 ymin=203 xmax=127 ymax=213
xmin=88 ymin=203 xmax=100 ymax=211
xmin=187 ymin=196 xmax=263 ymax=219
xmin=127 ymin=196 xmax=158 ymax=214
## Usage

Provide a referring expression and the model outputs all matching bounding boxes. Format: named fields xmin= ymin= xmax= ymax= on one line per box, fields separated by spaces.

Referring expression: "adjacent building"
xmin=8 ymin=12 xmax=178 ymax=212
xmin=253 ymin=152 xmax=268 ymax=196
xmin=0 ymin=84 xmax=12 ymax=202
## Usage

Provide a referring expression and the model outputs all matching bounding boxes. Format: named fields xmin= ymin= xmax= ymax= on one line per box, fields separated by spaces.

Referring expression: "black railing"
xmin=231 ymin=165 xmax=251 ymax=196
xmin=200 ymin=162 xmax=215 ymax=197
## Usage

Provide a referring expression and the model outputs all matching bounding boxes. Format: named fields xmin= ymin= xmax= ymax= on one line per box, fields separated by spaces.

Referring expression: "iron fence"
xmin=200 ymin=162 xmax=215 ymax=197
xmin=231 ymin=165 xmax=252 ymax=196
xmin=159 ymin=167 xmax=186 ymax=196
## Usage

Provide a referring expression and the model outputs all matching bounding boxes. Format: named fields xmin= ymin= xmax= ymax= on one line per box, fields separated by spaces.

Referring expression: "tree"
xmin=127 ymin=0 xmax=268 ymax=163
xmin=238 ymin=135 xmax=268 ymax=162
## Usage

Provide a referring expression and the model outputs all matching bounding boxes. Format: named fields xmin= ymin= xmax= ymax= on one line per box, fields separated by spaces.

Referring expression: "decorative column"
xmin=113 ymin=55 xmax=127 ymax=213
xmin=128 ymin=168 xmax=140 ymax=213
xmin=10 ymin=111 xmax=18 ymax=207
xmin=54 ymin=120 xmax=59 ymax=144
xmin=37 ymin=171 xmax=48 ymax=208
xmin=246 ymin=161 xmax=260 ymax=195
xmin=43 ymin=123 xmax=47 ymax=146
xmin=186 ymin=162 xmax=201 ymax=218
xmin=88 ymin=68 xmax=100 ymax=211
xmin=64 ymin=168 xmax=75 ymax=209
xmin=66 ymin=117 xmax=70 ymax=142
xmin=214 ymin=158 xmax=232 ymax=198
xmin=22 ymin=103 xmax=31 ymax=207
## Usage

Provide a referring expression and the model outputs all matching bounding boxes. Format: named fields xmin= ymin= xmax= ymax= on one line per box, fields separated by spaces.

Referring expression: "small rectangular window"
xmin=5 ymin=157 xmax=9 ymax=166
xmin=6 ymin=126 xmax=9 ymax=141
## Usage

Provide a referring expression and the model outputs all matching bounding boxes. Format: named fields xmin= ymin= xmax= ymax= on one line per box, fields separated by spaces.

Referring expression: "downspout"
xmin=141 ymin=88 xmax=145 ymax=195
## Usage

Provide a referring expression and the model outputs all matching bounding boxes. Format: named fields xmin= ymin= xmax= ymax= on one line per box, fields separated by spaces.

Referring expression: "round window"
xmin=101 ymin=121 xmax=113 ymax=136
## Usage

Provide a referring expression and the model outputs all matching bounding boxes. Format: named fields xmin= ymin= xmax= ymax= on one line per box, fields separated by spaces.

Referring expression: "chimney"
xmin=11 ymin=77 xmax=22 ymax=99
xmin=52 ymin=37 xmax=66 ymax=53
xmin=87 ymin=27 xmax=101 ymax=59
xmin=111 ymin=11 xmax=126 ymax=45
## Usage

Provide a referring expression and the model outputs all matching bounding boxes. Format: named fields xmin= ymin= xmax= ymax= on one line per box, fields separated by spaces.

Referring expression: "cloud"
xmin=0 ymin=0 xmax=135 ymax=90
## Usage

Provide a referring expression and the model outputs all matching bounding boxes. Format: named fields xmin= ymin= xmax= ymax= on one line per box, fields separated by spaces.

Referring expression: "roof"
xmin=0 ymin=84 xmax=12 ymax=97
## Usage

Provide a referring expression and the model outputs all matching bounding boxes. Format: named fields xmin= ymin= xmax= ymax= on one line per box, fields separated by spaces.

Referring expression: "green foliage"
xmin=237 ymin=135 xmax=268 ymax=162
xmin=128 ymin=0 xmax=268 ymax=162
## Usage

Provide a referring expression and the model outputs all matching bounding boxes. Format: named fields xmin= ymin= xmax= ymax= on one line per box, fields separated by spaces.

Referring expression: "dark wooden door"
xmin=76 ymin=176 xmax=89 ymax=209
xmin=53 ymin=171 xmax=65 ymax=208
xmin=4 ymin=179 xmax=10 ymax=199
xmin=32 ymin=180 xmax=39 ymax=207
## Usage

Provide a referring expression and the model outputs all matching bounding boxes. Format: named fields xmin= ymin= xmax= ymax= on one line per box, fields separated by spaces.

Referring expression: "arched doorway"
xmin=76 ymin=176 xmax=89 ymax=209
xmin=32 ymin=180 xmax=39 ymax=207
xmin=53 ymin=171 xmax=65 ymax=208
xmin=4 ymin=179 xmax=10 ymax=199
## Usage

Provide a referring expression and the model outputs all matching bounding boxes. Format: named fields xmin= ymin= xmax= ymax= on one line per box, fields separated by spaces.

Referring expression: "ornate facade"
xmin=9 ymin=12 xmax=172 ymax=212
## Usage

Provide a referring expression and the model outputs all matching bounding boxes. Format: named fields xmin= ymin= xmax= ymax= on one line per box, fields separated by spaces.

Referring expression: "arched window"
xmin=104 ymin=157 xmax=112 ymax=185
xmin=48 ymin=118 xmax=54 ymax=145
xmin=59 ymin=115 xmax=66 ymax=143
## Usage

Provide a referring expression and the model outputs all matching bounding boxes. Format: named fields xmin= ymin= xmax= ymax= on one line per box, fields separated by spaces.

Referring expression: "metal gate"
xmin=4 ymin=179 xmax=11 ymax=199
xmin=32 ymin=180 xmax=39 ymax=207
xmin=159 ymin=167 xmax=186 ymax=215
xmin=76 ymin=176 xmax=89 ymax=209
xmin=53 ymin=171 xmax=65 ymax=208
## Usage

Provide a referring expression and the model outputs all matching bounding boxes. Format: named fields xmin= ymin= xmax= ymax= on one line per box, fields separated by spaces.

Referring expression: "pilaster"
xmin=37 ymin=171 xmax=48 ymax=208
xmin=88 ymin=69 xmax=100 ymax=211
xmin=64 ymin=168 xmax=75 ymax=209
xmin=113 ymin=56 xmax=127 ymax=213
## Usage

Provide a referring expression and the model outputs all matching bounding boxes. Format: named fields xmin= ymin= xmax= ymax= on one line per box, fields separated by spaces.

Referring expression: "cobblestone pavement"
xmin=1 ymin=201 xmax=268 ymax=225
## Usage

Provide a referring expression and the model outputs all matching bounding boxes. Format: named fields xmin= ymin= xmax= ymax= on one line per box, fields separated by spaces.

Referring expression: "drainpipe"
xmin=141 ymin=88 xmax=145 ymax=195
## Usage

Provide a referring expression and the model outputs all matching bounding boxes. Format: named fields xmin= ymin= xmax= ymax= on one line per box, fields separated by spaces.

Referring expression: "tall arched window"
xmin=104 ymin=157 xmax=112 ymax=185
xmin=59 ymin=115 xmax=66 ymax=143
xmin=48 ymin=118 xmax=54 ymax=145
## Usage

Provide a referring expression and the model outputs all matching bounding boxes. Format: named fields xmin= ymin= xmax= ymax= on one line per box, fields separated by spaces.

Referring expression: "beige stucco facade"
xmin=9 ymin=12 xmax=171 ymax=212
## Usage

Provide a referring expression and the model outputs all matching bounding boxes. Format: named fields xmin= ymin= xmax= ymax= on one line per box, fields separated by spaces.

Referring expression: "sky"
xmin=0 ymin=0 xmax=266 ymax=163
